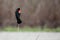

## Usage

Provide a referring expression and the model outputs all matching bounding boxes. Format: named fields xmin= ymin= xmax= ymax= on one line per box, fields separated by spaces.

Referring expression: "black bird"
xmin=15 ymin=8 xmax=22 ymax=27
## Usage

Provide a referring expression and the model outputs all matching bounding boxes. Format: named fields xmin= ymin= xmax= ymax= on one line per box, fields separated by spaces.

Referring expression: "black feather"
xmin=15 ymin=8 xmax=22 ymax=24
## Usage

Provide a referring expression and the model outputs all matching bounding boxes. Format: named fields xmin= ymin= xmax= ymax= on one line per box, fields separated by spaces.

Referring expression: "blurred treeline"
xmin=0 ymin=0 xmax=60 ymax=28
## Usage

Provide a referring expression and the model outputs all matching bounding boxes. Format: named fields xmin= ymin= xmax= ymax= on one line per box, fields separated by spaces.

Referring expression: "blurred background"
xmin=0 ymin=0 xmax=60 ymax=31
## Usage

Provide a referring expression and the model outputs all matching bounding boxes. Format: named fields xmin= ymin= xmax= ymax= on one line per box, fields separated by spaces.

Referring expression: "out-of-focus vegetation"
xmin=0 ymin=0 xmax=60 ymax=29
xmin=0 ymin=26 xmax=60 ymax=32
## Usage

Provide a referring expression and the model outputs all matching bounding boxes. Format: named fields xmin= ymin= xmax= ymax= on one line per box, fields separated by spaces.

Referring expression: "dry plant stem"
xmin=17 ymin=24 xmax=20 ymax=32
